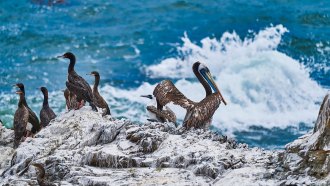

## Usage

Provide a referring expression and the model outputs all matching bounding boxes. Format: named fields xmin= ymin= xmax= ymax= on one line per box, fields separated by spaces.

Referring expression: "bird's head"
xmin=57 ymin=52 xmax=75 ymax=60
xmin=193 ymin=61 xmax=227 ymax=105
xmin=13 ymin=83 xmax=24 ymax=90
xmin=39 ymin=87 xmax=48 ymax=95
xmin=87 ymin=71 xmax=100 ymax=77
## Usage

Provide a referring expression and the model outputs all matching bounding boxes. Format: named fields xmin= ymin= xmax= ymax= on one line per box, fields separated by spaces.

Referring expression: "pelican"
xmin=87 ymin=71 xmax=111 ymax=116
xmin=153 ymin=61 xmax=227 ymax=129
xmin=13 ymin=90 xmax=29 ymax=148
xmin=13 ymin=83 xmax=41 ymax=134
xmin=141 ymin=94 xmax=177 ymax=125
xmin=57 ymin=52 xmax=98 ymax=111
xmin=39 ymin=87 xmax=56 ymax=128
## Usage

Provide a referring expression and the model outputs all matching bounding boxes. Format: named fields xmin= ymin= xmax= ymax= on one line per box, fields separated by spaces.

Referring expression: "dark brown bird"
xmin=14 ymin=83 xmax=41 ymax=134
xmin=153 ymin=62 xmax=227 ymax=129
xmin=63 ymin=88 xmax=82 ymax=110
xmin=87 ymin=71 xmax=111 ymax=116
xmin=57 ymin=52 xmax=98 ymax=111
xmin=13 ymin=90 xmax=29 ymax=148
xmin=31 ymin=163 xmax=56 ymax=186
xmin=141 ymin=95 xmax=177 ymax=125
xmin=39 ymin=87 xmax=56 ymax=128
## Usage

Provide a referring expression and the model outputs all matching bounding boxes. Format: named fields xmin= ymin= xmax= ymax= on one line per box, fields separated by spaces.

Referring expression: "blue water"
xmin=1 ymin=0 xmax=329 ymax=149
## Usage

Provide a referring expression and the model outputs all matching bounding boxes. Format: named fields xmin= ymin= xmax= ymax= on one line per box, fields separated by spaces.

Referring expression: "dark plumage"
xmin=63 ymin=88 xmax=81 ymax=110
xmin=39 ymin=87 xmax=56 ymax=128
xmin=153 ymin=62 xmax=227 ymax=129
xmin=88 ymin=71 xmax=111 ymax=116
xmin=58 ymin=52 xmax=98 ymax=111
xmin=14 ymin=83 xmax=41 ymax=134
xmin=141 ymin=95 xmax=177 ymax=125
xmin=32 ymin=163 xmax=56 ymax=186
xmin=13 ymin=90 xmax=29 ymax=148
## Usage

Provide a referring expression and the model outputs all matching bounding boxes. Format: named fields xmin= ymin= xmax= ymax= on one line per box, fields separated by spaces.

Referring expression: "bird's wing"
xmin=147 ymin=105 xmax=176 ymax=123
xmin=27 ymin=107 xmax=40 ymax=133
xmin=66 ymin=81 xmax=93 ymax=103
xmin=183 ymin=93 xmax=222 ymax=128
xmin=153 ymin=80 xmax=195 ymax=109
xmin=13 ymin=108 xmax=29 ymax=148
xmin=40 ymin=108 xmax=49 ymax=128
xmin=164 ymin=106 xmax=177 ymax=123
xmin=69 ymin=72 xmax=94 ymax=97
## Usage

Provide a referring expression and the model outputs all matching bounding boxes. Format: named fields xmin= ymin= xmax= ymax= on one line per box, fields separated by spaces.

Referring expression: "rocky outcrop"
xmin=278 ymin=94 xmax=330 ymax=185
xmin=0 ymin=93 xmax=329 ymax=185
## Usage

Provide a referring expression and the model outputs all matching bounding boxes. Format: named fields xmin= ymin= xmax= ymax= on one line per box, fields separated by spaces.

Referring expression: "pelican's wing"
xmin=164 ymin=106 xmax=177 ymax=123
xmin=183 ymin=93 xmax=222 ymax=128
xmin=153 ymin=80 xmax=195 ymax=109
xmin=146 ymin=105 xmax=176 ymax=123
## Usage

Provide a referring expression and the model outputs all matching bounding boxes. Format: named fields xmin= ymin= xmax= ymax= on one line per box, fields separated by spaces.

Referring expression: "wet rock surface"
xmin=0 ymin=93 xmax=329 ymax=186
xmin=277 ymin=94 xmax=330 ymax=185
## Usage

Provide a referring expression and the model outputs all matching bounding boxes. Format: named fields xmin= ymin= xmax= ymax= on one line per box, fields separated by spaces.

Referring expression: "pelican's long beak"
xmin=205 ymin=71 xmax=227 ymax=105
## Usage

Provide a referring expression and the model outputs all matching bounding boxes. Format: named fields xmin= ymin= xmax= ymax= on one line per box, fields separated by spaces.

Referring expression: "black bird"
xmin=13 ymin=90 xmax=29 ymax=148
xmin=39 ymin=87 xmax=56 ymax=128
xmin=14 ymin=83 xmax=41 ymax=134
xmin=57 ymin=52 xmax=98 ymax=111
xmin=63 ymin=88 xmax=81 ymax=110
xmin=87 ymin=71 xmax=111 ymax=116
xmin=141 ymin=95 xmax=177 ymax=125
xmin=153 ymin=62 xmax=227 ymax=129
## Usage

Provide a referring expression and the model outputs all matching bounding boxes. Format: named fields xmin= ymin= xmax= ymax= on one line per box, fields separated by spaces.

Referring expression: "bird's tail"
xmin=90 ymin=102 xmax=98 ymax=112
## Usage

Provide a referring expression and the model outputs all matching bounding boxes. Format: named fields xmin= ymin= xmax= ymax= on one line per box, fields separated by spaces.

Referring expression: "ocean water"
xmin=0 ymin=0 xmax=329 ymax=149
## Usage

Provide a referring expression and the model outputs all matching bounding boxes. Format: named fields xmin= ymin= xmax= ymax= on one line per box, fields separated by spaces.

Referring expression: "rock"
xmin=280 ymin=93 xmax=330 ymax=182
xmin=0 ymin=96 xmax=329 ymax=185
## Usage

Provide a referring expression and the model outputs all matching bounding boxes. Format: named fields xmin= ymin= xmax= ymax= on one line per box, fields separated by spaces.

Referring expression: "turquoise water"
xmin=1 ymin=0 xmax=329 ymax=149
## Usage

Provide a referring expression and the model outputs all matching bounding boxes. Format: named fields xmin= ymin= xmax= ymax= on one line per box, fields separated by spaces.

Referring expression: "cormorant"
xmin=87 ymin=71 xmax=111 ymax=116
xmin=13 ymin=90 xmax=29 ymax=148
xmin=39 ymin=87 xmax=56 ymax=127
xmin=13 ymin=83 xmax=41 ymax=134
xmin=57 ymin=52 xmax=98 ymax=111
xmin=63 ymin=88 xmax=82 ymax=110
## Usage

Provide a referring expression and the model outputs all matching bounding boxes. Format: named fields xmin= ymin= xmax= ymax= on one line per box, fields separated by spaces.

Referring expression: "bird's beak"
xmin=86 ymin=73 xmax=94 ymax=76
xmin=205 ymin=71 xmax=227 ymax=105
xmin=140 ymin=95 xmax=150 ymax=99
xmin=57 ymin=55 xmax=64 ymax=58
xmin=12 ymin=84 xmax=18 ymax=87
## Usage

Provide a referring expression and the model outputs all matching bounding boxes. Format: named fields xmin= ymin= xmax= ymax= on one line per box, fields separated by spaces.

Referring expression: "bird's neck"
xmin=18 ymin=95 xmax=26 ymax=107
xmin=93 ymin=76 xmax=100 ymax=92
xmin=68 ymin=57 xmax=76 ymax=73
xmin=43 ymin=93 xmax=49 ymax=107
xmin=193 ymin=68 xmax=212 ymax=97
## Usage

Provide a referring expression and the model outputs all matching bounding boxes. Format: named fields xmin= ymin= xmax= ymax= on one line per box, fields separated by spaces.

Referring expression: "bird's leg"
xmin=78 ymin=100 xmax=85 ymax=109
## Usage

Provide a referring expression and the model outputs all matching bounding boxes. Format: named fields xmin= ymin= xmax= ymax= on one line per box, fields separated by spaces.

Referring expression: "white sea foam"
xmin=104 ymin=25 xmax=326 ymax=134
xmin=1 ymin=25 xmax=326 ymax=136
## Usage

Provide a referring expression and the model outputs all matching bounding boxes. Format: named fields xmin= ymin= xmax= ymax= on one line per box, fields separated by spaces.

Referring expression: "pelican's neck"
xmin=93 ymin=76 xmax=100 ymax=92
xmin=193 ymin=66 xmax=212 ymax=97
xmin=68 ymin=56 xmax=76 ymax=73
xmin=42 ymin=91 xmax=49 ymax=107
